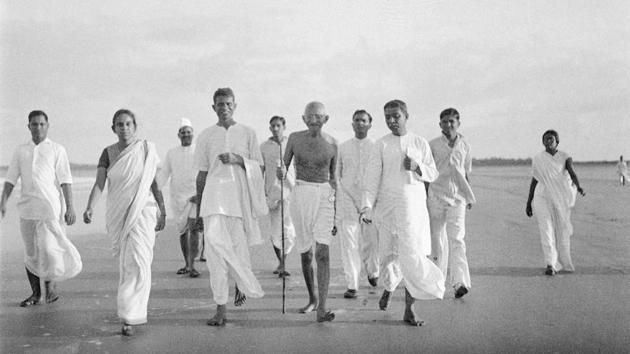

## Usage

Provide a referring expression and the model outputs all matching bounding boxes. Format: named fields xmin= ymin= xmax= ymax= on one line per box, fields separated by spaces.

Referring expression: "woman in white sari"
xmin=526 ymin=130 xmax=585 ymax=276
xmin=83 ymin=109 xmax=166 ymax=336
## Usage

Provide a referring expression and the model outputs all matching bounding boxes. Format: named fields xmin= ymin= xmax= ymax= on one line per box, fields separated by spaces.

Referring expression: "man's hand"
xmin=189 ymin=195 xmax=199 ymax=204
xmin=525 ymin=202 xmax=533 ymax=217
xmin=194 ymin=217 xmax=204 ymax=232
xmin=403 ymin=155 xmax=419 ymax=172
xmin=577 ymin=186 xmax=585 ymax=196
xmin=332 ymin=225 xmax=337 ymax=236
xmin=155 ymin=213 xmax=166 ymax=231
xmin=360 ymin=208 xmax=373 ymax=224
xmin=467 ymin=203 xmax=473 ymax=210
xmin=83 ymin=208 xmax=93 ymax=223
xmin=64 ymin=207 xmax=76 ymax=225
xmin=0 ymin=202 xmax=6 ymax=218
xmin=219 ymin=152 xmax=244 ymax=167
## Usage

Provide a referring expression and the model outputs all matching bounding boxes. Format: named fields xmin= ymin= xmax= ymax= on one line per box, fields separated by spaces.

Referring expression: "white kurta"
xmin=617 ymin=161 xmax=629 ymax=181
xmin=260 ymin=137 xmax=295 ymax=254
xmin=157 ymin=144 xmax=197 ymax=233
xmin=428 ymin=134 xmax=474 ymax=289
xmin=363 ymin=133 xmax=445 ymax=300
xmin=337 ymin=137 xmax=379 ymax=290
xmin=105 ymin=140 xmax=159 ymax=325
xmin=6 ymin=138 xmax=82 ymax=281
xmin=195 ymin=123 xmax=266 ymax=305
xmin=531 ymin=150 xmax=577 ymax=272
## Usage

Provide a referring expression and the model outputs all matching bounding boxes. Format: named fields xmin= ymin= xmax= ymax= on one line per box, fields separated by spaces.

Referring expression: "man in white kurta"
xmin=337 ymin=110 xmax=379 ymax=299
xmin=260 ymin=116 xmax=295 ymax=277
xmin=361 ymin=100 xmax=445 ymax=326
xmin=428 ymin=108 xmax=476 ymax=298
xmin=0 ymin=110 xmax=82 ymax=307
xmin=157 ymin=118 xmax=202 ymax=277
xmin=526 ymin=130 xmax=585 ymax=275
xmin=195 ymin=88 xmax=266 ymax=326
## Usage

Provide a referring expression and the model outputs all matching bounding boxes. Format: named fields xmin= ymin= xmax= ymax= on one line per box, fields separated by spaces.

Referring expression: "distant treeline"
xmin=0 ymin=159 xmax=620 ymax=173
xmin=472 ymin=158 xmax=617 ymax=166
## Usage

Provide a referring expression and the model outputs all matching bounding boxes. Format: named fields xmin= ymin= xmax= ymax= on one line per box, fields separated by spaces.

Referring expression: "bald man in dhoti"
xmin=157 ymin=118 xmax=202 ymax=278
xmin=336 ymin=109 xmax=380 ymax=300
xmin=195 ymin=87 xmax=267 ymax=326
xmin=361 ymin=100 xmax=445 ymax=326
xmin=1 ymin=110 xmax=82 ymax=308
xmin=260 ymin=115 xmax=296 ymax=277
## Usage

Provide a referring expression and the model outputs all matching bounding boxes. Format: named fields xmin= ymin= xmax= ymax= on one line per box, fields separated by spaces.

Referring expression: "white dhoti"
xmin=204 ymin=215 xmax=264 ymax=305
xmin=428 ymin=198 xmax=471 ymax=288
xmin=533 ymin=196 xmax=574 ymax=272
xmin=290 ymin=181 xmax=335 ymax=253
xmin=20 ymin=218 xmax=82 ymax=281
xmin=339 ymin=219 xmax=379 ymax=290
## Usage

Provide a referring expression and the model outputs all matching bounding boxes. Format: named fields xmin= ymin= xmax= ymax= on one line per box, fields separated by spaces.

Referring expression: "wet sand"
xmin=1 ymin=165 xmax=628 ymax=353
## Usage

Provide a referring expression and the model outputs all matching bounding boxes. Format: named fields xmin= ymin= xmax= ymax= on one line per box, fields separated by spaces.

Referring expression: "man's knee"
xmin=315 ymin=243 xmax=329 ymax=263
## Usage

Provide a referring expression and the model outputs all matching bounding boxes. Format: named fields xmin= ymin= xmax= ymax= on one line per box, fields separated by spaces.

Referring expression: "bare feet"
xmin=316 ymin=310 xmax=335 ymax=322
xmin=207 ymin=305 xmax=227 ymax=326
xmin=45 ymin=292 xmax=60 ymax=304
xmin=234 ymin=286 xmax=246 ymax=307
xmin=121 ymin=323 xmax=134 ymax=336
xmin=403 ymin=307 xmax=424 ymax=326
xmin=19 ymin=295 xmax=41 ymax=307
xmin=379 ymin=290 xmax=392 ymax=310
xmin=298 ymin=301 xmax=318 ymax=313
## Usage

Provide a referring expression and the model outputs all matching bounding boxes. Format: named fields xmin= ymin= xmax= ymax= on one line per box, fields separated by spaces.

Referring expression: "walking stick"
xmin=279 ymin=141 xmax=286 ymax=314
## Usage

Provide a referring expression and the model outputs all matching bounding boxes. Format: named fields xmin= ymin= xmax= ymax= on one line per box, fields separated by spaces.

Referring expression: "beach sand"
xmin=1 ymin=165 xmax=628 ymax=353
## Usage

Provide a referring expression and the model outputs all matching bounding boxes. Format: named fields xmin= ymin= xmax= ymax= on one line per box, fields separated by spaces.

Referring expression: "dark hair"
xmin=112 ymin=109 xmax=137 ymax=127
xmin=213 ymin=87 xmax=235 ymax=103
xmin=352 ymin=109 xmax=373 ymax=123
xmin=28 ymin=110 xmax=48 ymax=122
xmin=269 ymin=116 xmax=286 ymax=126
xmin=542 ymin=129 xmax=559 ymax=144
xmin=384 ymin=100 xmax=408 ymax=116
xmin=440 ymin=108 xmax=460 ymax=120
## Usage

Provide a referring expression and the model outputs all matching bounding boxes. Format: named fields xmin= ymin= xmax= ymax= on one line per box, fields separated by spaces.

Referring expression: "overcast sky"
xmin=1 ymin=0 xmax=629 ymax=165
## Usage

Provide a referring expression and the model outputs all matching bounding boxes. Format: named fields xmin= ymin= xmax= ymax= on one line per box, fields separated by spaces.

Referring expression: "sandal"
xmin=176 ymin=267 xmax=189 ymax=275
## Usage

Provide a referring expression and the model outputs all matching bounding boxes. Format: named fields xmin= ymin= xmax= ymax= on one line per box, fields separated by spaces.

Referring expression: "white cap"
xmin=180 ymin=118 xmax=193 ymax=129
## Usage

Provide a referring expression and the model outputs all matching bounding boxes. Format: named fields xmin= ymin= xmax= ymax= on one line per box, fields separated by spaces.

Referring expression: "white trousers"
xmin=268 ymin=201 xmax=296 ymax=255
xmin=339 ymin=218 xmax=379 ymax=290
xmin=117 ymin=207 xmax=156 ymax=325
xmin=204 ymin=215 xmax=264 ymax=305
xmin=428 ymin=198 xmax=471 ymax=288
xmin=533 ymin=196 xmax=574 ymax=272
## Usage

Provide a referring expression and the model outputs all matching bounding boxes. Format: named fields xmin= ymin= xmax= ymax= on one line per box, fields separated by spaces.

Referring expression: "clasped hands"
xmin=218 ymin=152 xmax=244 ymax=167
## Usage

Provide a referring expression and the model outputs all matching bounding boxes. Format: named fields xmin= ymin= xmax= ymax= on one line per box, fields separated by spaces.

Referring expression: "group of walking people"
xmin=1 ymin=87 xmax=586 ymax=335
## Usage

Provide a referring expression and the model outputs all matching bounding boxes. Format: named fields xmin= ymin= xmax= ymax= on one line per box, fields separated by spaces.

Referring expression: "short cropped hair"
xmin=112 ymin=109 xmax=137 ymax=127
xmin=542 ymin=129 xmax=559 ymax=144
xmin=352 ymin=109 xmax=373 ymax=123
xmin=28 ymin=110 xmax=48 ymax=122
xmin=269 ymin=116 xmax=286 ymax=126
xmin=213 ymin=87 xmax=235 ymax=103
xmin=384 ymin=100 xmax=408 ymax=116
xmin=440 ymin=108 xmax=460 ymax=120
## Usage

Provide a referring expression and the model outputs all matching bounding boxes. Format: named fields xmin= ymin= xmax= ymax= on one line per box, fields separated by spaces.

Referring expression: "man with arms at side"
xmin=278 ymin=101 xmax=337 ymax=322
xmin=260 ymin=116 xmax=296 ymax=277
xmin=337 ymin=109 xmax=380 ymax=299
xmin=428 ymin=108 xmax=476 ymax=299
xmin=158 ymin=118 xmax=202 ymax=278
xmin=195 ymin=87 xmax=266 ymax=326
xmin=1 ymin=110 xmax=82 ymax=307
